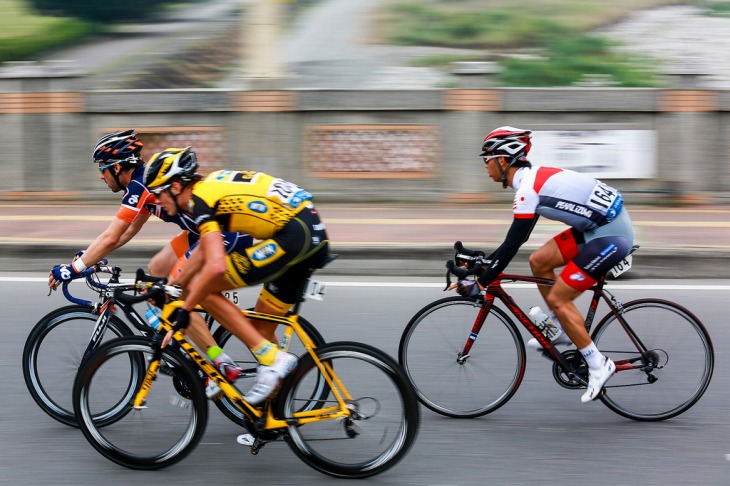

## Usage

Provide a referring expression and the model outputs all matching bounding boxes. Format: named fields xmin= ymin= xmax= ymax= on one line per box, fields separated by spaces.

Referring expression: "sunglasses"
xmin=97 ymin=162 xmax=117 ymax=173
xmin=149 ymin=184 xmax=171 ymax=196
xmin=482 ymin=155 xmax=503 ymax=165
xmin=96 ymin=156 xmax=140 ymax=173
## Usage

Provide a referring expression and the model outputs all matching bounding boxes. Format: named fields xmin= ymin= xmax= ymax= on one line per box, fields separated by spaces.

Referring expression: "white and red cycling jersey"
xmin=512 ymin=166 xmax=624 ymax=232
xmin=476 ymin=165 xmax=632 ymax=291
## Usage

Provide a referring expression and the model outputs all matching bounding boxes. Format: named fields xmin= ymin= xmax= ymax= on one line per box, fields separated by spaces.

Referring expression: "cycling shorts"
xmin=224 ymin=206 xmax=330 ymax=312
xmin=554 ymin=208 xmax=634 ymax=291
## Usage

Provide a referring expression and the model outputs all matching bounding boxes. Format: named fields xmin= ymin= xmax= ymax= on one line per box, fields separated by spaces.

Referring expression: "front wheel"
xmin=399 ymin=296 xmax=526 ymax=418
xmin=277 ymin=342 xmax=420 ymax=479
xmin=22 ymin=305 xmax=132 ymax=427
xmin=73 ymin=336 xmax=208 ymax=470
xmin=592 ymin=298 xmax=714 ymax=421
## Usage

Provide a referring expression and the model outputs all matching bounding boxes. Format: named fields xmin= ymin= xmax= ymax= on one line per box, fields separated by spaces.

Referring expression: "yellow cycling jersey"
xmin=189 ymin=170 xmax=314 ymax=240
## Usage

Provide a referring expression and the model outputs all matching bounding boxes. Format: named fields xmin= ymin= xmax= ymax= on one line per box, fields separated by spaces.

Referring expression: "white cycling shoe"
xmin=581 ymin=357 xmax=616 ymax=403
xmin=244 ymin=351 xmax=298 ymax=406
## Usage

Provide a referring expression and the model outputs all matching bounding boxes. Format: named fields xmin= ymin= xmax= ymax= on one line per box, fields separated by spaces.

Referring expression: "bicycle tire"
xmin=277 ymin=342 xmax=420 ymax=479
xmin=398 ymin=296 xmax=526 ymax=418
xmin=211 ymin=314 xmax=329 ymax=425
xmin=22 ymin=304 xmax=133 ymax=427
xmin=73 ymin=336 xmax=208 ymax=470
xmin=592 ymin=298 xmax=714 ymax=421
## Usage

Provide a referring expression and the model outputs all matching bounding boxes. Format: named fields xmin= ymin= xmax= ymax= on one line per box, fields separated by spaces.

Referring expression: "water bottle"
xmin=528 ymin=306 xmax=563 ymax=341
xmin=145 ymin=305 xmax=161 ymax=330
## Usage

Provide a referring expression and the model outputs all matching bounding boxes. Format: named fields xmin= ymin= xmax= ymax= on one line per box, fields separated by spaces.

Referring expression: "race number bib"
xmin=586 ymin=182 xmax=623 ymax=221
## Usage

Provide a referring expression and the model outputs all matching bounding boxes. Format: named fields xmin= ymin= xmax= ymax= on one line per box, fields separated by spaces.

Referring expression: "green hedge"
xmin=27 ymin=0 xmax=198 ymax=22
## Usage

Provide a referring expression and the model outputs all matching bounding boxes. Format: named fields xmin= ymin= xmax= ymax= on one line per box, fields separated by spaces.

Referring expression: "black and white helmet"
xmin=92 ymin=129 xmax=144 ymax=167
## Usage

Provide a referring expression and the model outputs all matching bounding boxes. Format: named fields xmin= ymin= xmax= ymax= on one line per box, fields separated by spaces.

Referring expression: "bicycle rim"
xmin=73 ymin=337 xmax=208 ymax=469
xmin=212 ymin=314 xmax=329 ymax=425
xmin=399 ymin=297 xmax=525 ymax=418
xmin=22 ymin=306 xmax=131 ymax=427
xmin=593 ymin=299 xmax=714 ymax=421
xmin=279 ymin=342 xmax=419 ymax=479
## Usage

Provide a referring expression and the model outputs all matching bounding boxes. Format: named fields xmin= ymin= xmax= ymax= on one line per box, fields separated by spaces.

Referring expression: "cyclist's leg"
xmin=151 ymin=232 xmax=216 ymax=349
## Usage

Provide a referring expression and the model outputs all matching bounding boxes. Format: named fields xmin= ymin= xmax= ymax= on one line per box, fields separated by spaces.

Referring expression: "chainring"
xmin=552 ymin=350 xmax=589 ymax=389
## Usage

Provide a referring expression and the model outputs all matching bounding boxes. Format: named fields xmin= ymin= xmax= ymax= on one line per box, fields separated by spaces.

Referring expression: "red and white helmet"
xmin=479 ymin=126 xmax=532 ymax=159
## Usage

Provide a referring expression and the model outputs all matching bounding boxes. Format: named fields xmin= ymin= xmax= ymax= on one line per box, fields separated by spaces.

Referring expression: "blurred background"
xmin=0 ymin=0 xmax=729 ymax=204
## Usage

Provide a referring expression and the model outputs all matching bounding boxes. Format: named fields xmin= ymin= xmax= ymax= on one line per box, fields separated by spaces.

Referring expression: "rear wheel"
xmin=278 ymin=342 xmax=420 ymax=479
xmin=592 ymin=299 xmax=714 ymax=421
xmin=22 ymin=305 xmax=132 ymax=427
xmin=73 ymin=336 xmax=208 ymax=470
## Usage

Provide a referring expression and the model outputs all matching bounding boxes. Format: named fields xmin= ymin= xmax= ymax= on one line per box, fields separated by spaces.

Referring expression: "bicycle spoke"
xmin=74 ymin=337 xmax=207 ymax=469
xmin=279 ymin=343 xmax=419 ymax=479
xmin=399 ymin=297 xmax=525 ymax=418
xmin=593 ymin=299 xmax=713 ymax=421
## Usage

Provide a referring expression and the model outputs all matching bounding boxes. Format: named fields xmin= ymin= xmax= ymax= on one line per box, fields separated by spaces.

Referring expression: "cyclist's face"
xmin=98 ymin=163 xmax=122 ymax=192
xmin=153 ymin=188 xmax=178 ymax=215
xmin=483 ymin=155 xmax=505 ymax=182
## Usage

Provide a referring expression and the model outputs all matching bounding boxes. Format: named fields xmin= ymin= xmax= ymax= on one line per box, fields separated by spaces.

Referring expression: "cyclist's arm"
xmin=76 ymin=212 xmax=150 ymax=267
xmin=178 ymin=225 xmax=227 ymax=313
xmin=476 ymin=215 xmax=539 ymax=288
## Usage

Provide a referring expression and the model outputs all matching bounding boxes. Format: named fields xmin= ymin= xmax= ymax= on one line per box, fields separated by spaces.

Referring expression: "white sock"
xmin=580 ymin=342 xmax=604 ymax=369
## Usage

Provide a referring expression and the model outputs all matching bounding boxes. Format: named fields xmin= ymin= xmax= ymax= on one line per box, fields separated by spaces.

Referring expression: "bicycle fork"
xmin=457 ymin=296 xmax=493 ymax=364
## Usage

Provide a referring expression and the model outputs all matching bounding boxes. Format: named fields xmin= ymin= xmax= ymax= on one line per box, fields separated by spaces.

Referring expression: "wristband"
xmin=72 ymin=259 xmax=87 ymax=273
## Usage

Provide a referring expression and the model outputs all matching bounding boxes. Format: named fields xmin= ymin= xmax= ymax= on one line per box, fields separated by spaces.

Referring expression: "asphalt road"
xmin=4 ymin=275 xmax=729 ymax=485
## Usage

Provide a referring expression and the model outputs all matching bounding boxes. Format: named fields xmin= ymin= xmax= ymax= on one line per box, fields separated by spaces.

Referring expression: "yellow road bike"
xmin=72 ymin=264 xmax=420 ymax=478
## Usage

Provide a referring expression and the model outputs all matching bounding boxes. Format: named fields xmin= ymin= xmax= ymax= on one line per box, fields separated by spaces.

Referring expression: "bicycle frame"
xmin=463 ymin=272 xmax=652 ymax=384
xmin=132 ymin=295 xmax=353 ymax=432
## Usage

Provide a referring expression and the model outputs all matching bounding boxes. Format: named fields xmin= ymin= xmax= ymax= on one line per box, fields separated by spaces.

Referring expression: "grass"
xmin=705 ymin=1 xmax=730 ymax=16
xmin=0 ymin=0 xmax=98 ymax=64
xmin=376 ymin=0 xmax=706 ymax=86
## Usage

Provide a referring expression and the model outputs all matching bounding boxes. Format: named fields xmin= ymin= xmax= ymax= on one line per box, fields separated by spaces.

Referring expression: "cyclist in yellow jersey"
xmin=143 ymin=147 xmax=330 ymax=405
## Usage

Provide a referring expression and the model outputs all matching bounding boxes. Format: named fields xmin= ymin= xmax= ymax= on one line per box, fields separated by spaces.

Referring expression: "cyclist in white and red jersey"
xmin=47 ymin=129 xmax=251 ymax=382
xmin=452 ymin=126 xmax=634 ymax=403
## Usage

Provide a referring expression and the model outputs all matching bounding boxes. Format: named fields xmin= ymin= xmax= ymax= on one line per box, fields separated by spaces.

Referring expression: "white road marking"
xmin=2 ymin=276 xmax=730 ymax=291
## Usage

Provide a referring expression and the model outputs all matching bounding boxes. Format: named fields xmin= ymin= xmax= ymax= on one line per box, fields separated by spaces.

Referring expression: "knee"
xmin=529 ymin=251 xmax=550 ymax=275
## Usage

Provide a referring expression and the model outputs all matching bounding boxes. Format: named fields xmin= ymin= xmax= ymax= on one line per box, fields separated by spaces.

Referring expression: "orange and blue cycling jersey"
xmin=117 ymin=165 xmax=199 ymax=235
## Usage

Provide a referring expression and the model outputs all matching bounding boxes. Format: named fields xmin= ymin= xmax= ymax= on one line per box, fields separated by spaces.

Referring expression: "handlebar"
xmin=444 ymin=241 xmax=491 ymax=290
xmin=59 ymin=261 xmax=118 ymax=307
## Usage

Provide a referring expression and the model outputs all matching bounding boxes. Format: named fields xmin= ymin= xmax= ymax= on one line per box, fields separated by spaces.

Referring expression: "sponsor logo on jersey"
xmin=554 ymin=200 xmax=593 ymax=218
xmin=128 ymin=194 xmax=139 ymax=206
xmin=252 ymin=243 xmax=278 ymax=262
xmin=215 ymin=170 xmax=233 ymax=180
xmin=248 ymin=201 xmax=268 ymax=214
xmin=312 ymin=223 xmax=326 ymax=231
xmin=569 ymin=272 xmax=586 ymax=281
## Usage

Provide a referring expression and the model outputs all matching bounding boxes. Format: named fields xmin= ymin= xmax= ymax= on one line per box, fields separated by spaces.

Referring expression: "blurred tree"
xmin=27 ymin=0 xmax=194 ymax=22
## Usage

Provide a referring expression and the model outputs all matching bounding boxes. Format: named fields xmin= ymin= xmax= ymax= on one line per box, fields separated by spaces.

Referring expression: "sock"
xmin=207 ymin=345 xmax=223 ymax=361
xmin=580 ymin=342 xmax=604 ymax=369
xmin=251 ymin=341 xmax=277 ymax=366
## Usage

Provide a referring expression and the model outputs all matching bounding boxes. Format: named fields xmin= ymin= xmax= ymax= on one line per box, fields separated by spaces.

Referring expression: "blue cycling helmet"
xmin=92 ymin=129 xmax=144 ymax=166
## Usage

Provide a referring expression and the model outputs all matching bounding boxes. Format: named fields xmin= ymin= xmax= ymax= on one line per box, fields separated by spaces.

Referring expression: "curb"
xmin=4 ymin=242 xmax=729 ymax=279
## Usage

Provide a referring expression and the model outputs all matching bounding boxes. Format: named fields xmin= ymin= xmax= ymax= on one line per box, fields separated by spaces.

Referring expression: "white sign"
xmin=528 ymin=130 xmax=657 ymax=179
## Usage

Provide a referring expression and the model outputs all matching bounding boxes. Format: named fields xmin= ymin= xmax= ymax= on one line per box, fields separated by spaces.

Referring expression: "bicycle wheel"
xmin=592 ymin=298 xmax=714 ymax=421
xmin=22 ymin=305 xmax=133 ymax=427
xmin=73 ymin=336 xmax=208 ymax=470
xmin=277 ymin=342 xmax=419 ymax=479
xmin=399 ymin=296 xmax=526 ymax=418
xmin=212 ymin=314 xmax=328 ymax=425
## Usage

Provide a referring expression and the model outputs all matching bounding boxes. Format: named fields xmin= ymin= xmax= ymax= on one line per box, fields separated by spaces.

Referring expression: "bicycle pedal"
xmin=237 ymin=434 xmax=255 ymax=446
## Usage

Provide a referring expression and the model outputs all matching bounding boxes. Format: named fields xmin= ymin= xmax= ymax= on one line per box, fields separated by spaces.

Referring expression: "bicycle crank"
xmin=552 ymin=350 xmax=589 ymax=389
